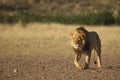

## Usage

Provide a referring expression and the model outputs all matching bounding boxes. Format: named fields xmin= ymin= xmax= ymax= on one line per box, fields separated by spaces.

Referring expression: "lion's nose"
xmin=74 ymin=44 xmax=79 ymax=49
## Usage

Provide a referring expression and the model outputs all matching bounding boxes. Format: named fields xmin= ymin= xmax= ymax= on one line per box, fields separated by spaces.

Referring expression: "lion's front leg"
xmin=84 ymin=53 xmax=91 ymax=69
xmin=74 ymin=53 xmax=82 ymax=69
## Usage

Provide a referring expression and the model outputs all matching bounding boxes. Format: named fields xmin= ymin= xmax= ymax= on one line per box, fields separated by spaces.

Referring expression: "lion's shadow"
xmin=105 ymin=66 xmax=120 ymax=69
xmin=88 ymin=66 xmax=120 ymax=70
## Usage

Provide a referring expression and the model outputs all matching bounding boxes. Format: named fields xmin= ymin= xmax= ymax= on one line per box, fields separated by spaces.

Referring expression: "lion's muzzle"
xmin=73 ymin=44 xmax=79 ymax=49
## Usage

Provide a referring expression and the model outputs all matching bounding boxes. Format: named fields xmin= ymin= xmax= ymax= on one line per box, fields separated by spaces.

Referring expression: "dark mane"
xmin=76 ymin=27 xmax=90 ymax=51
xmin=76 ymin=27 xmax=88 ymax=34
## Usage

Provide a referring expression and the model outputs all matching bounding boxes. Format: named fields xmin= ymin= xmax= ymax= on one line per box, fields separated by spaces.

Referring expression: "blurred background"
xmin=0 ymin=0 xmax=120 ymax=25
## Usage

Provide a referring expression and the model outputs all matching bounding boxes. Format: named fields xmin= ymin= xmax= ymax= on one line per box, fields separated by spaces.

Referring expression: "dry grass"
xmin=0 ymin=23 xmax=119 ymax=43
xmin=0 ymin=23 xmax=120 ymax=56
xmin=0 ymin=23 xmax=72 ymax=39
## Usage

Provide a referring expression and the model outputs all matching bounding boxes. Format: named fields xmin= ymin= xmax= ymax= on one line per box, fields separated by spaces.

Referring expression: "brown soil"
xmin=0 ymin=39 xmax=120 ymax=80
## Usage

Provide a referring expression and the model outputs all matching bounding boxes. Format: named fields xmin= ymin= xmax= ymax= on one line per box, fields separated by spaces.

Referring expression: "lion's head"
xmin=70 ymin=27 xmax=88 ymax=50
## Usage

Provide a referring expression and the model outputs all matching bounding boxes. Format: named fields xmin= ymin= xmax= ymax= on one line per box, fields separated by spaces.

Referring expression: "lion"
xmin=70 ymin=27 xmax=102 ymax=70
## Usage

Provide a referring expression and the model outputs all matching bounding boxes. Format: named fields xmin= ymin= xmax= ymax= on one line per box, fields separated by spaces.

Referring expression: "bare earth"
xmin=0 ymin=23 xmax=120 ymax=80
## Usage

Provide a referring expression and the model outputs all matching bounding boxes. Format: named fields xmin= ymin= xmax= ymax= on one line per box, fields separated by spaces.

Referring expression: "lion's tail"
xmin=93 ymin=49 xmax=97 ymax=64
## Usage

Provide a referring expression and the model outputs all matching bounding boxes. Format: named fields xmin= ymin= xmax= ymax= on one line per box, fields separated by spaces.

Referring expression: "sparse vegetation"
xmin=114 ymin=12 xmax=120 ymax=25
xmin=0 ymin=0 xmax=120 ymax=25
xmin=0 ymin=10 xmax=120 ymax=25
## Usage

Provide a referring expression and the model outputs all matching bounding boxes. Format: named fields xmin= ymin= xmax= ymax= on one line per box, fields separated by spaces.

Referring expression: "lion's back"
xmin=88 ymin=31 xmax=101 ymax=50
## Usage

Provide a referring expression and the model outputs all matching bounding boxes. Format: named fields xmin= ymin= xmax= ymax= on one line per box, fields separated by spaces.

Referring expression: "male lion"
xmin=70 ymin=27 xmax=102 ymax=69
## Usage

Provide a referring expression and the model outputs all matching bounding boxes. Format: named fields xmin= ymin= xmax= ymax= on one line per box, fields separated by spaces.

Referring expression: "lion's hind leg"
xmin=95 ymin=47 xmax=102 ymax=68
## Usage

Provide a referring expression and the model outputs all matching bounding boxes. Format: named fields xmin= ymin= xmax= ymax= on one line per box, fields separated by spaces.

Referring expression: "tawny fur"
xmin=70 ymin=27 xmax=102 ymax=69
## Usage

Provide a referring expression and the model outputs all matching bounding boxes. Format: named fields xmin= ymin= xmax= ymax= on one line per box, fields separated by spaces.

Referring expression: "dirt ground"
xmin=0 ymin=24 xmax=120 ymax=80
xmin=0 ymin=39 xmax=120 ymax=80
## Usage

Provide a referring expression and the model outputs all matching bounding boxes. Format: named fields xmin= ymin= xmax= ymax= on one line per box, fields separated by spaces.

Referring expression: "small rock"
xmin=14 ymin=69 xmax=18 ymax=73
xmin=41 ymin=76 xmax=46 ymax=79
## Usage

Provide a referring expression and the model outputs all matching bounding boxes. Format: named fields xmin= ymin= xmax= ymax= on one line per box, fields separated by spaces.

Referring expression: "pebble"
xmin=14 ymin=69 xmax=18 ymax=73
